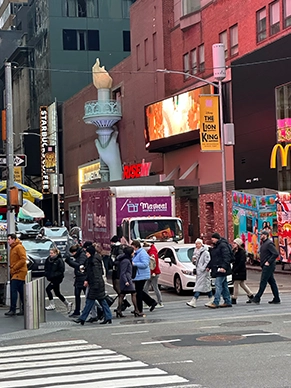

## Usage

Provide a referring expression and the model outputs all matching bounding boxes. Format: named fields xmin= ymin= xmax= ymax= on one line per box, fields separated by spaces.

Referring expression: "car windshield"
xmin=129 ymin=219 xmax=183 ymax=242
xmin=175 ymin=247 xmax=194 ymax=263
xmin=22 ymin=240 xmax=55 ymax=251
xmin=43 ymin=228 xmax=68 ymax=237
xmin=16 ymin=223 xmax=40 ymax=231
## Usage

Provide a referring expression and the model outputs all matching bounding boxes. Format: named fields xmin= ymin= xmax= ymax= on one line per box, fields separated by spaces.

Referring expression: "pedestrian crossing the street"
xmin=0 ymin=339 xmax=191 ymax=387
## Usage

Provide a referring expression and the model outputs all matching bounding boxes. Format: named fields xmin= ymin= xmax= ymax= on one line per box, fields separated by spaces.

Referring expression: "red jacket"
xmin=148 ymin=245 xmax=161 ymax=275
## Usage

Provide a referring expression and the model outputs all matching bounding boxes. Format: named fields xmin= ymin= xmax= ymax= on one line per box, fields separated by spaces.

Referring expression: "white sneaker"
xmin=45 ymin=303 xmax=55 ymax=311
xmin=156 ymin=303 xmax=164 ymax=308
xmin=67 ymin=302 xmax=73 ymax=314
xmin=204 ymin=297 xmax=214 ymax=307
xmin=186 ymin=298 xmax=196 ymax=308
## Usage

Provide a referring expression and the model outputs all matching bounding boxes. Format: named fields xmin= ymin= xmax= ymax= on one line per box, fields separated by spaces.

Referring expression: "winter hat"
xmin=83 ymin=241 xmax=93 ymax=249
xmin=110 ymin=235 xmax=119 ymax=243
xmin=86 ymin=245 xmax=96 ymax=256
xmin=261 ymin=230 xmax=269 ymax=237
xmin=195 ymin=238 xmax=204 ymax=245
xmin=233 ymin=238 xmax=243 ymax=247
xmin=212 ymin=232 xmax=221 ymax=240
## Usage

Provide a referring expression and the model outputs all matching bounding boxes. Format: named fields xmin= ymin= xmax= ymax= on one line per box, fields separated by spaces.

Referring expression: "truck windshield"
xmin=130 ymin=219 xmax=183 ymax=242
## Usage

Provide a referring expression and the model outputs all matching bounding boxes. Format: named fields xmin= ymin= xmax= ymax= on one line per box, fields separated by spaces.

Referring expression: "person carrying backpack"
xmin=143 ymin=242 xmax=163 ymax=307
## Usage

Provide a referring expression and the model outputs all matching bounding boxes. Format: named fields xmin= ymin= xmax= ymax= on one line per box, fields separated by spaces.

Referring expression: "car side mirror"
xmin=164 ymin=257 xmax=172 ymax=265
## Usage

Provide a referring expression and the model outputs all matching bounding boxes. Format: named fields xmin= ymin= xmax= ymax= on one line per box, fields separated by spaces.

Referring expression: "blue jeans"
xmin=255 ymin=262 xmax=280 ymax=302
xmin=73 ymin=286 xmax=86 ymax=315
xmin=213 ymin=276 xmax=231 ymax=306
xmin=79 ymin=298 xmax=112 ymax=322
xmin=194 ymin=291 xmax=213 ymax=299
xmin=10 ymin=279 xmax=25 ymax=312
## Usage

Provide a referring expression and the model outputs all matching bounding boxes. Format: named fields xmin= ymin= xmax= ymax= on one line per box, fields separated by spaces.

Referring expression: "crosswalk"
xmin=0 ymin=339 xmax=192 ymax=387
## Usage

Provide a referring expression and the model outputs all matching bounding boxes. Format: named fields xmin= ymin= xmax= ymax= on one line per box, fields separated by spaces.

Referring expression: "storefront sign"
xmin=40 ymin=106 xmax=50 ymax=194
xmin=44 ymin=145 xmax=56 ymax=174
xmin=78 ymin=161 xmax=101 ymax=198
xmin=123 ymin=162 xmax=152 ymax=179
xmin=14 ymin=167 xmax=22 ymax=183
xmin=199 ymin=95 xmax=221 ymax=152
xmin=270 ymin=143 xmax=291 ymax=168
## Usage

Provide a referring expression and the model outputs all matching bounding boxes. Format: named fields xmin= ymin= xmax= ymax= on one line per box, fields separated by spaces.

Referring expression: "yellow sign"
xmin=270 ymin=144 xmax=291 ymax=168
xmin=78 ymin=161 xmax=101 ymax=198
xmin=199 ymin=95 xmax=221 ymax=151
xmin=14 ymin=167 xmax=22 ymax=183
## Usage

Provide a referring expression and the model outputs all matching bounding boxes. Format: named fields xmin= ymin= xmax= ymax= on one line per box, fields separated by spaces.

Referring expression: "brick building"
xmin=63 ymin=0 xmax=291 ymax=243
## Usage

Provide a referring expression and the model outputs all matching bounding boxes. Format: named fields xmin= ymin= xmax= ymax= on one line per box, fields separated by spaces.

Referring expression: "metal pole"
xmin=24 ymin=279 xmax=39 ymax=330
xmin=36 ymin=277 xmax=46 ymax=323
xmin=219 ymin=81 xmax=228 ymax=240
xmin=5 ymin=62 xmax=15 ymax=301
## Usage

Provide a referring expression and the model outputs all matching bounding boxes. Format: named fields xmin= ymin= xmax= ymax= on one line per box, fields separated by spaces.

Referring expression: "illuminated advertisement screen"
xmin=144 ymin=84 xmax=214 ymax=152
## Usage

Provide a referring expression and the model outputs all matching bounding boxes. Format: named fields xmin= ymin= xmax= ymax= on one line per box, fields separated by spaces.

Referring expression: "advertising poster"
xmin=232 ymin=191 xmax=277 ymax=262
xmin=199 ymin=95 xmax=221 ymax=151
xmin=276 ymin=192 xmax=291 ymax=263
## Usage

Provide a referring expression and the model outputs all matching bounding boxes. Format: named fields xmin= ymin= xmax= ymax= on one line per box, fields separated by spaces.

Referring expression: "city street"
xmin=0 ymin=267 xmax=291 ymax=387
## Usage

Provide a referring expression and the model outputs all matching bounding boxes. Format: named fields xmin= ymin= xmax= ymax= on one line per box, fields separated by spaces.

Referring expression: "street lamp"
xmin=157 ymin=43 xmax=229 ymax=239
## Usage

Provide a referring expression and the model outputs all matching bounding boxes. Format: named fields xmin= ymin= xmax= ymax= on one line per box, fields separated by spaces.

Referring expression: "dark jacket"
xmin=85 ymin=253 xmax=105 ymax=300
xmin=259 ymin=238 xmax=279 ymax=267
xmin=44 ymin=253 xmax=65 ymax=283
xmin=64 ymin=248 xmax=87 ymax=287
xmin=207 ymin=237 xmax=232 ymax=277
xmin=119 ymin=253 xmax=135 ymax=293
xmin=232 ymin=247 xmax=247 ymax=281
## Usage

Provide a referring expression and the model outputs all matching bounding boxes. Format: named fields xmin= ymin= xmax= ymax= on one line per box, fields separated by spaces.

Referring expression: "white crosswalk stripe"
xmin=0 ymin=339 xmax=189 ymax=388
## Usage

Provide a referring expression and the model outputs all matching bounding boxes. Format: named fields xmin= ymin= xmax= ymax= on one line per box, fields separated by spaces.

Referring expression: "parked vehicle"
xmin=158 ymin=245 xmax=233 ymax=295
xmin=22 ymin=238 xmax=57 ymax=276
xmin=81 ymin=185 xmax=184 ymax=254
xmin=38 ymin=227 xmax=73 ymax=253
xmin=16 ymin=222 xmax=41 ymax=239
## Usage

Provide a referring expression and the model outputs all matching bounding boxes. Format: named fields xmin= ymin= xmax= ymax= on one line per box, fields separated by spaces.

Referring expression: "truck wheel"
xmin=174 ymin=275 xmax=183 ymax=295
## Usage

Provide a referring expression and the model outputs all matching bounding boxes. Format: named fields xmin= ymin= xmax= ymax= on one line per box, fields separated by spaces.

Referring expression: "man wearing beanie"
xmin=250 ymin=230 xmax=280 ymax=304
xmin=206 ymin=232 xmax=232 ymax=308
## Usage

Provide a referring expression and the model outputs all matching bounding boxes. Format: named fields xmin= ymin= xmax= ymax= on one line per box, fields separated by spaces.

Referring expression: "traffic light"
xmin=59 ymin=194 xmax=65 ymax=214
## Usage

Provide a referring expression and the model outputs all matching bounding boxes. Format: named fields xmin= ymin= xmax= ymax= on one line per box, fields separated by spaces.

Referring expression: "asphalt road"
xmin=0 ymin=267 xmax=291 ymax=387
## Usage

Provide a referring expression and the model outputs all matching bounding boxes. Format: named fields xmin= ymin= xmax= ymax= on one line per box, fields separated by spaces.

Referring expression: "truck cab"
xmin=120 ymin=216 xmax=184 ymax=245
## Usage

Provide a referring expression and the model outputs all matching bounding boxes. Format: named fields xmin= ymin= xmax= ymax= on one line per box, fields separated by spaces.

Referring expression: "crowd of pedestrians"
xmin=3 ymin=227 xmax=281 ymax=321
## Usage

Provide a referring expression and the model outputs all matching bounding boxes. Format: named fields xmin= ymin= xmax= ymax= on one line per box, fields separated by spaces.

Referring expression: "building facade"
xmin=63 ymin=0 xmax=291 ymax=242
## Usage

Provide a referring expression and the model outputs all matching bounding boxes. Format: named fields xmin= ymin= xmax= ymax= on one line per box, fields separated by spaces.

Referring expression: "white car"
xmin=158 ymin=244 xmax=233 ymax=295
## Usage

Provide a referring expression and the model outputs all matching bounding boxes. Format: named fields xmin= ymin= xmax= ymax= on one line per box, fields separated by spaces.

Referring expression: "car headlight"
xmin=181 ymin=269 xmax=194 ymax=275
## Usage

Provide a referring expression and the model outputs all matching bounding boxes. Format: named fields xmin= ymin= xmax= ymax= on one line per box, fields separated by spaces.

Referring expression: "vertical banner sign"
xmin=199 ymin=95 xmax=221 ymax=151
xmin=40 ymin=106 xmax=50 ymax=194
xmin=44 ymin=145 xmax=56 ymax=174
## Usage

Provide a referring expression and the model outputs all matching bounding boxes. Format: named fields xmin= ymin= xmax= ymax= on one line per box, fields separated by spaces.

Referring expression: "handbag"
xmin=132 ymin=264 xmax=137 ymax=279
xmin=105 ymin=294 xmax=117 ymax=307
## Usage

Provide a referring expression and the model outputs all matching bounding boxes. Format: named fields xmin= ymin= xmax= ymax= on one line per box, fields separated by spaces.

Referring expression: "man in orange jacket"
xmin=5 ymin=233 xmax=27 ymax=316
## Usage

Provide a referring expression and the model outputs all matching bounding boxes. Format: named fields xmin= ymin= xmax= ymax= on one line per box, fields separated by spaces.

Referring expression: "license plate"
xmin=38 ymin=265 xmax=45 ymax=270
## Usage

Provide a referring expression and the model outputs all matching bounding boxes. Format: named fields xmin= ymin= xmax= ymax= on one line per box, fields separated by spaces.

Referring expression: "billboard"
xmin=199 ymin=95 xmax=221 ymax=151
xmin=144 ymin=84 xmax=214 ymax=152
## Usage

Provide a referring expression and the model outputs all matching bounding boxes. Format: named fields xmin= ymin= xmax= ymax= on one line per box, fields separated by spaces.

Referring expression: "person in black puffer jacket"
xmin=44 ymin=248 xmax=72 ymax=312
xmin=73 ymin=245 xmax=112 ymax=325
xmin=206 ymin=232 xmax=232 ymax=308
xmin=64 ymin=244 xmax=87 ymax=317
xmin=231 ymin=238 xmax=253 ymax=304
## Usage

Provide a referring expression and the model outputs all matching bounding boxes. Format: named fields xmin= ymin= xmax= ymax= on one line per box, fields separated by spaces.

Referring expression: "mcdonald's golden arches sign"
xmin=270 ymin=144 xmax=291 ymax=168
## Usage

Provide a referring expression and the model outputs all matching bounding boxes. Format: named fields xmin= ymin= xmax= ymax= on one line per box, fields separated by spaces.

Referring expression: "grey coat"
xmin=193 ymin=246 xmax=212 ymax=293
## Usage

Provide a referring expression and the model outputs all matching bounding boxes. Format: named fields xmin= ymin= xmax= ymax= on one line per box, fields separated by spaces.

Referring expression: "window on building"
xmin=257 ymin=7 xmax=267 ymax=42
xmin=230 ymin=24 xmax=238 ymax=56
xmin=136 ymin=44 xmax=141 ymax=70
xmin=191 ymin=48 xmax=197 ymax=75
xmin=183 ymin=53 xmax=190 ymax=79
xmin=144 ymin=38 xmax=149 ymax=65
xmin=123 ymin=31 xmax=131 ymax=52
xmin=283 ymin=0 xmax=291 ymax=28
xmin=182 ymin=0 xmax=200 ymax=16
xmin=153 ymin=32 xmax=157 ymax=60
xmin=63 ymin=29 xmax=100 ymax=50
xmin=219 ymin=30 xmax=228 ymax=59
xmin=270 ymin=1 xmax=280 ymax=35
xmin=64 ymin=0 xmax=99 ymax=18
xmin=198 ymin=44 xmax=205 ymax=72
xmin=122 ymin=0 xmax=136 ymax=18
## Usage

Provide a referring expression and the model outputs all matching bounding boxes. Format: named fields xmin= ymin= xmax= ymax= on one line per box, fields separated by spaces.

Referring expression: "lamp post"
xmin=157 ymin=43 xmax=228 ymax=239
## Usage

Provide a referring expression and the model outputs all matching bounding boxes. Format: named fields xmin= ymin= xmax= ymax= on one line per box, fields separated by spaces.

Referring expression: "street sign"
xmin=0 ymin=154 xmax=27 ymax=167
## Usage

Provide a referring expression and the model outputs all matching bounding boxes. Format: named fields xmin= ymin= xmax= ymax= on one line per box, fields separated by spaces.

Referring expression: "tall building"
xmin=0 ymin=1 xmax=27 ymax=30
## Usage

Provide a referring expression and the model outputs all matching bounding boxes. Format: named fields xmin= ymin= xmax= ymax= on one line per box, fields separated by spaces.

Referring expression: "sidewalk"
xmin=247 ymin=263 xmax=291 ymax=275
